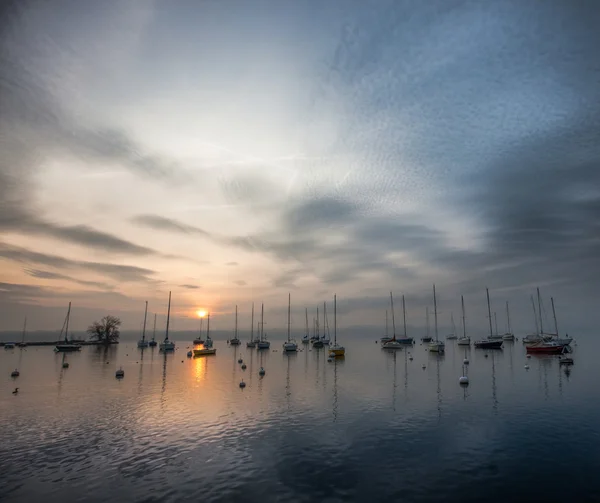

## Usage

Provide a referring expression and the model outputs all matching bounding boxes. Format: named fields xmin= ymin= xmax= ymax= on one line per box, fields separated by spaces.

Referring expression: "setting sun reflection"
xmin=193 ymin=354 xmax=208 ymax=381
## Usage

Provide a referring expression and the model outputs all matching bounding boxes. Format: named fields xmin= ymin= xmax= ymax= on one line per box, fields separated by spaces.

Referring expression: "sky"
xmin=1 ymin=0 xmax=599 ymax=337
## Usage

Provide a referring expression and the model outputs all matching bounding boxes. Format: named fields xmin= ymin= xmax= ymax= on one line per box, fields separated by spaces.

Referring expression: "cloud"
xmin=24 ymin=268 xmax=113 ymax=290
xmin=179 ymin=284 xmax=200 ymax=289
xmin=132 ymin=215 xmax=212 ymax=238
xmin=234 ymin=280 xmax=247 ymax=286
xmin=226 ymin=262 xmax=238 ymax=266
xmin=0 ymin=243 xmax=157 ymax=283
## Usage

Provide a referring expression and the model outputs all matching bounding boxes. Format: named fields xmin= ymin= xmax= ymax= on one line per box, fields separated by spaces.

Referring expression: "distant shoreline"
xmin=1 ymin=341 xmax=119 ymax=347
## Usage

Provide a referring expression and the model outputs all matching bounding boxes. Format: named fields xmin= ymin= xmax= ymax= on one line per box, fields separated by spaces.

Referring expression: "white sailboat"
xmin=17 ymin=317 xmax=27 ymax=348
xmin=312 ymin=306 xmax=324 ymax=348
xmin=457 ymin=296 xmax=471 ymax=346
xmin=149 ymin=314 xmax=158 ymax=347
xmin=383 ymin=292 xmax=403 ymax=350
xmin=283 ymin=293 xmax=297 ymax=352
xmin=55 ymin=302 xmax=82 ymax=352
xmin=321 ymin=301 xmax=331 ymax=345
xmin=396 ymin=295 xmax=414 ymax=344
xmin=446 ymin=313 xmax=457 ymax=340
xmin=380 ymin=310 xmax=392 ymax=344
xmin=257 ymin=304 xmax=270 ymax=349
xmin=159 ymin=291 xmax=175 ymax=351
xmin=229 ymin=305 xmax=241 ymax=345
xmin=473 ymin=289 xmax=503 ymax=349
xmin=421 ymin=307 xmax=433 ymax=342
xmin=329 ymin=294 xmax=345 ymax=356
xmin=302 ymin=308 xmax=310 ymax=344
xmin=502 ymin=301 xmax=515 ymax=341
xmin=194 ymin=313 xmax=216 ymax=356
xmin=137 ymin=301 xmax=149 ymax=348
xmin=193 ymin=317 xmax=205 ymax=345
xmin=549 ymin=296 xmax=572 ymax=346
xmin=428 ymin=285 xmax=445 ymax=353
xmin=247 ymin=303 xmax=256 ymax=348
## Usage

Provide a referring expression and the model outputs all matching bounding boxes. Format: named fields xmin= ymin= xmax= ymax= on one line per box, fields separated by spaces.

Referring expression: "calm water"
xmin=1 ymin=335 xmax=599 ymax=502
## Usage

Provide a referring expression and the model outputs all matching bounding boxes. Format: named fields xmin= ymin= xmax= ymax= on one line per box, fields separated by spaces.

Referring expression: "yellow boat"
xmin=329 ymin=344 xmax=345 ymax=357
xmin=193 ymin=348 xmax=216 ymax=356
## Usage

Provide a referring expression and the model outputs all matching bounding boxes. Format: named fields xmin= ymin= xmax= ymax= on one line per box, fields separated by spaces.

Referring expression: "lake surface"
xmin=1 ymin=334 xmax=599 ymax=502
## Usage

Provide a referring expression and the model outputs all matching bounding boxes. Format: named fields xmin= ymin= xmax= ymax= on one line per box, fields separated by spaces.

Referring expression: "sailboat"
xmin=149 ymin=314 xmax=158 ymax=347
xmin=194 ymin=313 xmax=216 ymax=356
xmin=302 ymin=308 xmax=310 ymax=344
xmin=17 ymin=317 xmax=27 ymax=348
xmin=257 ymin=304 xmax=270 ymax=349
xmin=446 ymin=313 xmax=457 ymax=340
xmin=474 ymin=289 xmax=503 ymax=349
xmin=137 ymin=301 xmax=149 ymax=348
xmin=247 ymin=303 xmax=256 ymax=348
xmin=421 ymin=307 xmax=433 ymax=342
xmin=502 ymin=301 xmax=515 ymax=341
xmin=312 ymin=306 xmax=324 ymax=348
xmin=380 ymin=310 xmax=392 ymax=344
xmin=283 ymin=294 xmax=297 ymax=352
xmin=321 ymin=302 xmax=331 ymax=345
xmin=428 ymin=285 xmax=445 ymax=353
xmin=55 ymin=302 xmax=81 ymax=352
xmin=329 ymin=294 xmax=345 ymax=357
xmin=383 ymin=292 xmax=403 ymax=350
xmin=229 ymin=305 xmax=241 ymax=345
xmin=159 ymin=291 xmax=175 ymax=351
xmin=523 ymin=295 xmax=543 ymax=344
xmin=457 ymin=296 xmax=471 ymax=346
xmin=193 ymin=316 xmax=205 ymax=345
xmin=526 ymin=290 xmax=570 ymax=353
xmin=396 ymin=295 xmax=414 ymax=344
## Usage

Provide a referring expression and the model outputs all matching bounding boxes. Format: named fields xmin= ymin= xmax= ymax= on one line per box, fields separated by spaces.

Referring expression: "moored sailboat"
xmin=283 ymin=294 xmax=297 ymax=352
xmin=159 ymin=292 xmax=175 ymax=351
xmin=302 ymin=308 xmax=310 ymax=344
xmin=194 ymin=313 xmax=216 ymax=356
xmin=457 ymin=296 xmax=471 ymax=346
xmin=382 ymin=292 xmax=402 ymax=350
xmin=247 ymin=303 xmax=256 ymax=348
xmin=148 ymin=314 xmax=158 ymax=347
xmin=229 ymin=305 xmax=241 ymax=345
xmin=193 ymin=316 xmax=205 ymax=345
xmin=329 ymin=294 xmax=345 ymax=357
xmin=474 ymin=289 xmax=503 ymax=349
xmin=421 ymin=307 xmax=433 ymax=343
xmin=137 ymin=301 xmax=149 ymax=348
xmin=428 ymin=285 xmax=445 ymax=353
xmin=257 ymin=304 xmax=270 ymax=349
xmin=396 ymin=295 xmax=414 ymax=344
xmin=55 ymin=302 xmax=81 ymax=352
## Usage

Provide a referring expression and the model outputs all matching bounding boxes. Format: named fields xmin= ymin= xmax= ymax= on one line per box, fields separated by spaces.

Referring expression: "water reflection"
xmin=332 ymin=358 xmax=339 ymax=422
xmin=491 ymin=351 xmax=498 ymax=413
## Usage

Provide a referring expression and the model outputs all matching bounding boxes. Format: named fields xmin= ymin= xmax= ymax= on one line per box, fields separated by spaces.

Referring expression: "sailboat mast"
xmin=334 ymin=294 xmax=337 ymax=345
xmin=261 ymin=303 xmax=264 ymax=341
xmin=316 ymin=307 xmax=320 ymax=338
xmin=530 ymin=295 xmax=539 ymax=335
xmin=305 ymin=308 xmax=309 ymax=338
xmin=165 ymin=291 xmax=171 ymax=341
xmin=433 ymin=285 xmax=439 ymax=341
xmin=506 ymin=301 xmax=511 ymax=334
xmin=22 ymin=316 xmax=27 ymax=343
xmin=200 ymin=318 xmax=203 ymax=338
xmin=461 ymin=295 xmax=466 ymax=338
xmin=402 ymin=295 xmax=407 ymax=337
xmin=251 ymin=303 xmax=254 ymax=341
xmin=385 ymin=310 xmax=388 ymax=337
xmin=486 ymin=288 xmax=493 ymax=337
xmin=390 ymin=292 xmax=397 ymax=338
xmin=323 ymin=301 xmax=327 ymax=339
xmin=207 ymin=313 xmax=210 ymax=338
xmin=494 ymin=312 xmax=498 ymax=336
xmin=152 ymin=313 xmax=157 ymax=341
xmin=287 ymin=294 xmax=291 ymax=342
xmin=65 ymin=302 xmax=71 ymax=343
xmin=537 ymin=287 xmax=544 ymax=335
xmin=142 ymin=301 xmax=148 ymax=342
xmin=426 ymin=307 xmax=430 ymax=338
xmin=235 ymin=305 xmax=238 ymax=339
xmin=551 ymin=297 xmax=559 ymax=336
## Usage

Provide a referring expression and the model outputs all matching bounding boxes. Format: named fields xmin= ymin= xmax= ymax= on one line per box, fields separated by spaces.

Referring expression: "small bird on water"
xmin=12 ymin=388 xmax=19 ymax=394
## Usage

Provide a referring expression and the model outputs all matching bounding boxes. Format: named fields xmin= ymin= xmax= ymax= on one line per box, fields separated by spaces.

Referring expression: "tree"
xmin=87 ymin=316 xmax=121 ymax=344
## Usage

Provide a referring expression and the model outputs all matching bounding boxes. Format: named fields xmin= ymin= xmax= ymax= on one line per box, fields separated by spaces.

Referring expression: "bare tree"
xmin=87 ymin=316 xmax=121 ymax=345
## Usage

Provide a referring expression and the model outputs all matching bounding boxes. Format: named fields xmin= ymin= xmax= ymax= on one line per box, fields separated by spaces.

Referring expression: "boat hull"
xmin=382 ymin=341 xmax=403 ymax=350
xmin=229 ymin=339 xmax=241 ymax=345
xmin=246 ymin=342 xmax=256 ymax=348
xmin=312 ymin=341 xmax=324 ymax=348
xmin=55 ymin=344 xmax=82 ymax=352
xmin=257 ymin=342 xmax=270 ymax=350
xmin=457 ymin=338 xmax=471 ymax=346
xmin=193 ymin=339 xmax=204 ymax=345
xmin=526 ymin=344 xmax=565 ymax=354
xmin=421 ymin=337 xmax=432 ymax=343
xmin=428 ymin=342 xmax=445 ymax=352
xmin=329 ymin=349 xmax=345 ymax=357
xmin=474 ymin=340 xmax=503 ymax=349
xmin=193 ymin=349 xmax=216 ymax=356
xmin=148 ymin=341 xmax=157 ymax=347
xmin=397 ymin=337 xmax=414 ymax=344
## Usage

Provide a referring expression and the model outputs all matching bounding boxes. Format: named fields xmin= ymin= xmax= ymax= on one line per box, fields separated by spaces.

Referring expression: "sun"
xmin=196 ymin=309 xmax=207 ymax=318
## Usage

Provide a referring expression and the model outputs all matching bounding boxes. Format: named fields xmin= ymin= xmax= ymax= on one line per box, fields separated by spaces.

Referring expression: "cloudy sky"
xmin=1 ymin=0 xmax=599 ymax=336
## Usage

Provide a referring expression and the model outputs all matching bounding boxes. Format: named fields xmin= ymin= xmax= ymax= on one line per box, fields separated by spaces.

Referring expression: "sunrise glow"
xmin=196 ymin=310 xmax=207 ymax=318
